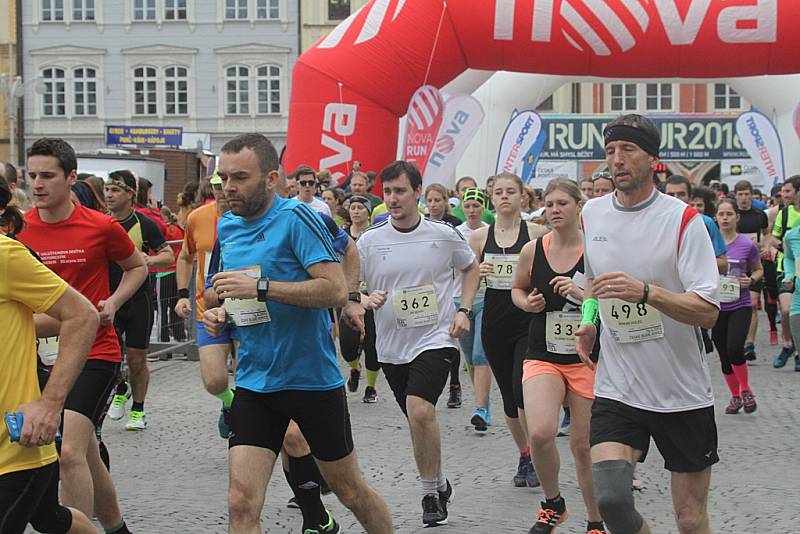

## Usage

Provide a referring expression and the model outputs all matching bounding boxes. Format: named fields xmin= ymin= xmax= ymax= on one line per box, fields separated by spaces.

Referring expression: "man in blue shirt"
xmin=203 ymin=133 xmax=392 ymax=534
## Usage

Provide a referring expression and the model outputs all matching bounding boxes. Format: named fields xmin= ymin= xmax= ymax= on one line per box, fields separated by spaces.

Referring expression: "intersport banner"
xmin=285 ymin=0 xmax=800 ymax=181
xmin=403 ymin=86 xmax=445 ymax=175
xmin=496 ymin=111 xmax=543 ymax=177
xmin=424 ymin=94 xmax=485 ymax=188
xmin=735 ymin=111 xmax=785 ymax=187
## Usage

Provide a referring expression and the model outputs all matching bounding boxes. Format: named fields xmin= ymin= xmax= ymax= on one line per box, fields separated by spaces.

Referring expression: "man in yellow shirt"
xmin=0 ymin=182 xmax=98 ymax=532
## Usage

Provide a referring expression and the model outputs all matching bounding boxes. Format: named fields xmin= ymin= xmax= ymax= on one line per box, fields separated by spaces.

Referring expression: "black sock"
xmin=587 ymin=520 xmax=605 ymax=531
xmin=544 ymin=494 xmax=565 ymax=511
xmin=116 ymin=381 xmax=128 ymax=396
xmin=287 ymin=454 xmax=326 ymax=530
xmin=105 ymin=520 xmax=131 ymax=534
xmin=131 ymin=401 xmax=144 ymax=412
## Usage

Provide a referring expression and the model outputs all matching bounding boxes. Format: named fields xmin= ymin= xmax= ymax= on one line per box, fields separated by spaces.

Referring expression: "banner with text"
xmin=106 ymin=125 xmax=183 ymax=147
xmin=424 ymin=94 xmax=484 ymax=188
xmin=537 ymin=115 xmax=748 ymax=161
xmin=496 ymin=110 xmax=543 ymax=177
xmin=735 ymin=111 xmax=785 ymax=187
xmin=402 ymin=86 xmax=445 ymax=175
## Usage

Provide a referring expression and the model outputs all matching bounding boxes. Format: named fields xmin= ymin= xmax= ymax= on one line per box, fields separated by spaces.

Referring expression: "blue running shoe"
xmin=773 ymin=346 xmax=794 ymax=368
xmin=470 ymin=407 xmax=489 ymax=432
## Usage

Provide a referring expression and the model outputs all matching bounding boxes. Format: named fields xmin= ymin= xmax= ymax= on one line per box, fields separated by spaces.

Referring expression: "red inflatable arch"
xmin=284 ymin=0 xmax=800 ymax=183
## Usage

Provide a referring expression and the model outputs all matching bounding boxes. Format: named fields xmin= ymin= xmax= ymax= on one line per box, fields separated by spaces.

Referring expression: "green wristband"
xmin=581 ymin=298 xmax=600 ymax=327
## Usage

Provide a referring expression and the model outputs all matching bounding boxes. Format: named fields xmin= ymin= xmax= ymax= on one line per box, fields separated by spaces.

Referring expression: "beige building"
xmin=300 ymin=0 xmax=368 ymax=52
xmin=0 ymin=0 xmax=19 ymax=164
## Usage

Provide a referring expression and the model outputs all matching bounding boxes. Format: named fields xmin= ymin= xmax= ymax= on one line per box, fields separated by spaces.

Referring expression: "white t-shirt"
xmin=358 ymin=216 xmax=476 ymax=364
xmin=302 ymin=196 xmax=332 ymax=217
xmin=455 ymin=221 xmax=488 ymax=299
xmin=582 ymin=190 xmax=720 ymax=413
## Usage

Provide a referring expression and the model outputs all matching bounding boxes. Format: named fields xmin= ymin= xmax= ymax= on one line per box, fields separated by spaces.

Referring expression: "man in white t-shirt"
xmin=292 ymin=165 xmax=331 ymax=217
xmin=575 ymin=114 xmax=720 ymax=534
xmin=353 ymin=160 xmax=480 ymax=528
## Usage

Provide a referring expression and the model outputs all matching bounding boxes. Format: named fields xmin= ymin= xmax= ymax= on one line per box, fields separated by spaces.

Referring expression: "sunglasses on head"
xmin=299 ymin=180 xmax=317 ymax=187
xmin=592 ymin=172 xmax=612 ymax=182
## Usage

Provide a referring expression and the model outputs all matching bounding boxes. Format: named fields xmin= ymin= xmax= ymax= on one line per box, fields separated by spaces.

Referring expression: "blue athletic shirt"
xmin=216 ymin=196 xmax=344 ymax=393
xmin=701 ymin=214 xmax=727 ymax=257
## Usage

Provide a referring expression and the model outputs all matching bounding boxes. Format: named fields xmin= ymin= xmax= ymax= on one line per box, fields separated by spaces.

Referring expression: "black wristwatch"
xmin=457 ymin=307 xmax=473 ymax=319
xmin=348 ymin=291 xmax=362 ymax=303
xmin=256 ymin=277 xmax=270 ymax=302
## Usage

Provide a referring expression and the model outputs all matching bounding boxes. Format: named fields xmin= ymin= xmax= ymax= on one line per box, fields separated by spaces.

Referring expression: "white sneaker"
xmin=125 ymin=411 xmax=147 ymax=430
xmin=107 ymin=393 xmax=129 ymax=420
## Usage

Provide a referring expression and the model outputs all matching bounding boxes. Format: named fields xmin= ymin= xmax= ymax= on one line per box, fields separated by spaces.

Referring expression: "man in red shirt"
xmin=18 ymin=138 xmax=147 ymax=534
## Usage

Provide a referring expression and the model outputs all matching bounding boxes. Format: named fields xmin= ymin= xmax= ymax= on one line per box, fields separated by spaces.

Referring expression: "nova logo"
xmin=320 ymin=103 xmax=357 ymax=183
xmin=317 ymin=0 xmax=407 ymax=49
xmin=494 ymin=0 xmax=777 ymax=55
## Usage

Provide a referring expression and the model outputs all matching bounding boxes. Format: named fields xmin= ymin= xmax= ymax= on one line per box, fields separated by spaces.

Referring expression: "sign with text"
xmin=106 ymin=125 xmax=183 ymax=147
xmin=537 ymin=115 xmax=748 ymax=161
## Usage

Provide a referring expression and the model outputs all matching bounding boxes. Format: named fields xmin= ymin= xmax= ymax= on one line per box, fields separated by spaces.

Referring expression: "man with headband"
xmin=574 ymin=114 xmax=720 ymax=534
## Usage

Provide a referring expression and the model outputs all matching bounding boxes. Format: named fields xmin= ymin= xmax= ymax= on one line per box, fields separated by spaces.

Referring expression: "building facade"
xmin=299 ymin=0 xmax=368 ymax=52
xmin=0 ymin=0 xmax=20 ymax=164
xmin=21 ymin=0 xmax=300 ymax=155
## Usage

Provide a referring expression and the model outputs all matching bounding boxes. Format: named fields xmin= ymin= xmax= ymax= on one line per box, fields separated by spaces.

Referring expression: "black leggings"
xmin=711 ymin=307 xmax=752 ymax=374
xmin=339 ymin=310 xmax=379 ymax=372
xmin=0 ymin=462 xmax=72 ymax=534
xmin=482 ymin=330 xmax=526 ymax=418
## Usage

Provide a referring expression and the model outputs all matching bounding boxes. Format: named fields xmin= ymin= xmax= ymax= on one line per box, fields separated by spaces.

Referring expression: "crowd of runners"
xmin=1 ymin=113 xmax=797 ymax=533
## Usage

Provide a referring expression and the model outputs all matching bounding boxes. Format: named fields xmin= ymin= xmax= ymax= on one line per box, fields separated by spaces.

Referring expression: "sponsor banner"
xmin=424 ymin=94 xmax=484 ymax=188
xmin=537 ymin=115 xmax=748 ymax=161
xmin=522 ymin=129 xmax=548 ymax=184
xmin=403 ymin=85 xmax=445 ymax=175
xmin=735 ymin=111 xmax=785 ymax=187
xmin=529 ymin=161 xmax=579 ymax=189
xmin=721 ymin=160 xmax=767 ymax=191
xmin=495 ymin=110 xmax=543 ymax=176
xmin=106 ymin=125 xmax=183 ymax=147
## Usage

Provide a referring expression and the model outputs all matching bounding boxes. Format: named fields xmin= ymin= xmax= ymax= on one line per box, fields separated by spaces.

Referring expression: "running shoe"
xmin=742 ymin=390 xmax=757 ymax=413
xmin=514 ymin=455 xmax=540 ymax=488
xmin=107 ymin=388 xmax=131 ymax=420
xmin=218 ymin=406 xmax=232 ymax=439
xmin=287 ymin=497 xmax=300 ymax=509
xmin=125 ymin=410 xmax=147 ymax=430
xmin=470 ymin=407 xmax=489 ymax=432
xmin=795 ymin=355 xmax=800 ymax=372
xmin=446 ymin=385 xmax=462 ymax=408
xmin=525 ymin=457 xmax=541 ymax=488
xmin=743 ymin=342 xmax=756 ymax=362
xmin=587 ymin=529 xmax=607 ymax=534
xmin=725 ymin=396 xmax=743 ymax=414
xmin=773 ymin=346 xmax=793 ymax=368
xmin=439 ymin=479 xmax=454 ymax=509
xmin=421 ymin=493 xmax=448 ymax=527
xmin=770 ymin=329 xmax=778 ymax=345
xmin=304 ymin=510 xmax=340 ymax=534
xmin=347 ymin=368 xmax=361 ymax=393
xmin=363 ymin=386 xmax=378 ymax=403
xmin=528 ymin=501 xmax=568 ymax=534
xmin=557 ymin=409 xmax=571 ymax=437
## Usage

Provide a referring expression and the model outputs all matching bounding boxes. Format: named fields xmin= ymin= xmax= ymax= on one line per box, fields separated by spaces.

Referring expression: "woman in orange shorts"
xmin=511 ymin=178 xmax=604 ymax=534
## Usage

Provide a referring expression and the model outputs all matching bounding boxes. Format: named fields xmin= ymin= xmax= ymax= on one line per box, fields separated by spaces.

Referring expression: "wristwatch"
xmin=256 ymin=277 xmax=270 ymax=302
xmin=457 ymin=307 xmax=473 ymax=319
xmin=348 ymin=291 xmax=362 ymax=303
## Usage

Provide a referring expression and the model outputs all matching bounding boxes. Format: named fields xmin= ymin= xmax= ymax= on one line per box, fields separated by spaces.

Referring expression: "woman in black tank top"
xmin=510 ymin=179 xmax=604 ymax=533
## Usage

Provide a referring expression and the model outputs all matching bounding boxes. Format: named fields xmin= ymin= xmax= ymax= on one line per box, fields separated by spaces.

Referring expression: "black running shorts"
xmin=228 ymin=386 xmax=354 ymax=462
xmin=114 ymin=291 xmax=154 ymax=350
xmin=590 ymin=397 xmax=719 ymax=473
xmin=64 ymin=360 xmax=120 ymax=426
xmin=381 ymin=347 xmax=456 ymax=415
xmin=0 ymin=462 xmax=72 ymax=534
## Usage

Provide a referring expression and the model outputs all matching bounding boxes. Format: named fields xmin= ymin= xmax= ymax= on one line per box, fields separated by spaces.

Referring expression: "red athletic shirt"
xmin=18 ymin=204 xmax=136 ymax=363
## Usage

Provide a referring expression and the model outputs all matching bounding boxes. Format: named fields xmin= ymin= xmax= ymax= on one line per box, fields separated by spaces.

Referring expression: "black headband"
xmin=603 ymin=124 xmax=660 ymax=157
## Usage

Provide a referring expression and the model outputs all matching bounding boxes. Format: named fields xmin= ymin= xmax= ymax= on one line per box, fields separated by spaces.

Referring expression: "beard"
xmin=230 ymin=179 xmax=269 ymax=218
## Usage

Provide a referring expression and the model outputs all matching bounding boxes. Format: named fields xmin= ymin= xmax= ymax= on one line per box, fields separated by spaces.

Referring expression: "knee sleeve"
xmin=592 ymin=460 xmax=643 ymax=534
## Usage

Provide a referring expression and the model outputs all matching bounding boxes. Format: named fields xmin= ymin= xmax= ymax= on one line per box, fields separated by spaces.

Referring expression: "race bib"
xmin=37 ymin=336 xmax=60 ymax=366
xmin=392 ymin=284 xmax=439 ymax=328
xmin=545 ymin=311 xmax=581 ymax=354
xmin=225 ymin=266 xmax=271 ymax=327
xmin=719 ymin=275 xmax=741 ymax=303
xmin=600 ymin=298 xmax=664 ymax=344
xmin=485 ymin=253 xmax=519 ymax=290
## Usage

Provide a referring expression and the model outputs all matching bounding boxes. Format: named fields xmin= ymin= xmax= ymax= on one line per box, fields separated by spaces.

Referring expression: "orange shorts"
xmin=522 ymin=360 xmax=595 ymax=400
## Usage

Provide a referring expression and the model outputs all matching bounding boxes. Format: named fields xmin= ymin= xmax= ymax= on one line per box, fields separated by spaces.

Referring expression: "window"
xmin=73 ymin=67 xmax=97 ymax=116
xmin=42 ymin=67 xmax=66 ymax=116
xmin=41 ymin=0 xmax=65 ymax=21
xmin=226 ymin=65 xmax=250 ymax=115
xmin=328 ymin=0 xmax=350 ymax=20
xmin=610 ymin=83 xmax=637 ymax=112
xmin=256 ymin=65 xmax=281 ymax=114
xmin=165 ymin=0 xmax=187 ymax=20
xmin=133 ymin=0 xmax=156 ymax=20
xmin=164 ymin=66 xmax=189 ymax=116
xmin=225 ymin=0 xmax=247 ymax=19
xmin=714 ymin=84 xmax=742 ymax=111
xmin=645 ymin=83 xmax=673 ymax=111
xmin=72 ymin=0 xmax=95 ymax=20
xmin=256 ymin=0 xmax=279 ymax=19
xmin=133 ymin=66 xmax=158 ymax=115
